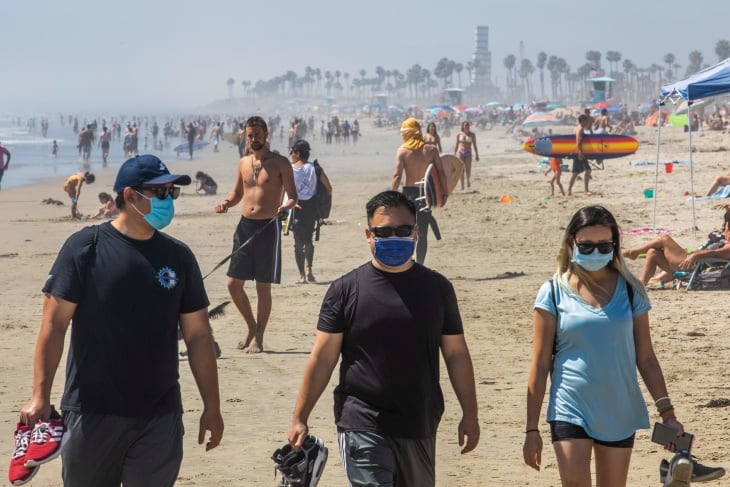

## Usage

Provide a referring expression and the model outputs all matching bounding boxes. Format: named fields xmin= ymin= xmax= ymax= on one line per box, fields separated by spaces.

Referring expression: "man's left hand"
xmin=458 ymin=416 xmax=480 ymax=454
xmin=198 ymin=407 xmax=224 ymax=451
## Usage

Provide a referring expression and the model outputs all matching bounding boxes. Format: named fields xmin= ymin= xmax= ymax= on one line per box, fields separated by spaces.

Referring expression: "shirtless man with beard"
xmin=215 ymin=116 xmax=298 ymax=353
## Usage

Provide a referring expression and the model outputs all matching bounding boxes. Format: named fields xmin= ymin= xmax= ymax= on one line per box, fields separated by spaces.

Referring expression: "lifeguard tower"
xmin=445 ymin=88 xmax=463 ymax=106
xmin=587 ymin=77 xmax=615 ymax=102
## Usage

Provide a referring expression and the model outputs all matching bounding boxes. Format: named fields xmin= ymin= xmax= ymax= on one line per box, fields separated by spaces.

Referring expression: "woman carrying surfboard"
xmin=453 ymin=121 xmax=479 ymax=190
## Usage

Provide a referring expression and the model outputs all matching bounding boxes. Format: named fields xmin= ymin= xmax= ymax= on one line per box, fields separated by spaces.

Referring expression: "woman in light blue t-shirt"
xmin=523 ymin=205 xmax=684 ymax=486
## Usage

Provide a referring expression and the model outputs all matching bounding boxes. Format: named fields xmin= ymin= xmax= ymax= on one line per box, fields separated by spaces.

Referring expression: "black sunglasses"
xmin=136 ymin=186 xmax=181 ymax=200
xmin=575 ymin=241 xmax=615 ymax=255
xmin=369 ymin=225 xmax=415 ymax=238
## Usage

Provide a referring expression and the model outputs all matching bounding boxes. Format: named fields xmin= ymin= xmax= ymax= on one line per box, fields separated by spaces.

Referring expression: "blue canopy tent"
xmin=652 ymin=58 xmax=730 ymax=233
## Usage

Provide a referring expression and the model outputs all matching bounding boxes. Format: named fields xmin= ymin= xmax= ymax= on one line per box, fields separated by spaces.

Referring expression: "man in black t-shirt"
xmin=20 ymin=155 xmax=224 ymax=487
xmin=287 ymin=191 xmax=479 ymax=486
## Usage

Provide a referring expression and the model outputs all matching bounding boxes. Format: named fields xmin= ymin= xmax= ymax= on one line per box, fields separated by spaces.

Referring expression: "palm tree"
xmin=585 ymin=50 xmax=602 ymax=69
xmin=715 ymin=40 xmax=730 ymax=62
xmin=663 ymin=53 xmax=675 ymax=80
xmin=686 ymin=51 xmax=703 ymax=76
xmin=536 ymin=52 xmax=547 ymax=99
xmin=518 ymin=59 xmax=534 ymax=100
xmin=343 ymin=72 xmax=350 ymax=97
xmin=406 ymin=64 xmax=423 ymax=98
xmin=503 ymin=54 xmax=516 ymax=98
xmin=454 ymin=63 xmax=463 ymax=88
xmin=605 ymin=51 xmax=621 ymax=74
xmin=226 ymin=78 xmax=235 ymax=98
xmin=434 ymin=58 xmax=451 ymax=88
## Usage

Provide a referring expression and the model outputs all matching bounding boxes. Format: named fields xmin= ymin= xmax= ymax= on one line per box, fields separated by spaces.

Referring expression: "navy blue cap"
xmin=113 ymin=154 xmax=191 ymax=193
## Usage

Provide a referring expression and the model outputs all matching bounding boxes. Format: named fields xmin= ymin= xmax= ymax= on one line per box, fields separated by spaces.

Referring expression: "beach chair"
xmin=682 ymin=258 xmax=730 ymax=290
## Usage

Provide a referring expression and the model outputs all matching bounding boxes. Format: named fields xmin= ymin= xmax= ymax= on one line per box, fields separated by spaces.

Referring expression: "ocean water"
xmin=0 ymin=116 xmax=191 ymax=190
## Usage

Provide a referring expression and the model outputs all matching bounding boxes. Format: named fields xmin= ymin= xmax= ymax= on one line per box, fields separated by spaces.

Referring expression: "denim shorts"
xmin=550 ymin=420 xmax=635 ymax=448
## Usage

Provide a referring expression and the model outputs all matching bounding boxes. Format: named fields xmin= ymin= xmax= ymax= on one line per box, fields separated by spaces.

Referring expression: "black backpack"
xmin=312 ymin=159 xmax=331 ymax=219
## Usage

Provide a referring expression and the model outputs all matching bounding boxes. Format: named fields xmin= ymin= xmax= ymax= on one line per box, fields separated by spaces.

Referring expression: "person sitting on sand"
xmin=93 ymin=192 xmax=119 ymax=219
xmin=63 ymin=171 xmax=95 ymax=219
xmin=195 ymin=171 xmax=218 ymax=195
xmin=623 ymin=211 xmax=730 ymax=287
xmin=705 ymin=173 xmax=730 ymax=196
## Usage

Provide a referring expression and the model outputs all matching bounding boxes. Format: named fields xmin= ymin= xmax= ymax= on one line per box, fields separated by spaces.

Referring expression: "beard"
xmin=250 ymin=141 xmax=265 ymax=151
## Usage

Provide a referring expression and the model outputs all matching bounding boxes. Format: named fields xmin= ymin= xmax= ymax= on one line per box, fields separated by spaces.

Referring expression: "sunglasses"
xmin=575 ymin=241 xmax=615 ymax=255
xmin=136 ymin=186 xmax=181 ymax=200
xmin=369 ymin=225 xmax=415 ymax=238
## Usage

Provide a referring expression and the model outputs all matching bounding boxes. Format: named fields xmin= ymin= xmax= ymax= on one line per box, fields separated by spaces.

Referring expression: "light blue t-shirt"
xmin=534 ymin=273 xmax=652 ymax=441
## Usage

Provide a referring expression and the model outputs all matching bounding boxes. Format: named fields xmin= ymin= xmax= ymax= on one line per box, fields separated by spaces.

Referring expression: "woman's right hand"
xmin=523 ymin=431 xmax=543 ymax=471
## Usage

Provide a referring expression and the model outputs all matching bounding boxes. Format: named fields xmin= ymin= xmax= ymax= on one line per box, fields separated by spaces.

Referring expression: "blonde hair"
xmin=556 ymin=205 xmax=647 ymax=301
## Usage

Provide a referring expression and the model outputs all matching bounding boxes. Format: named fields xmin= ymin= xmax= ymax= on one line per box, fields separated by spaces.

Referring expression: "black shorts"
xmin=572 ymin=158 xmax=591 ymax=174
xmin=227 ymin=216 xmax=282 ymax=283
xmin=549 ymin=421 xmax=635 ymax=448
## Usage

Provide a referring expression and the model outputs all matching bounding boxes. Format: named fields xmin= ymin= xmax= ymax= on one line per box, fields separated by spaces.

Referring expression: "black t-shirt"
xmin=318 ymin=262 xmax=463 ymax=438
xmin=42 ymin=222 xmax=209 ymax=417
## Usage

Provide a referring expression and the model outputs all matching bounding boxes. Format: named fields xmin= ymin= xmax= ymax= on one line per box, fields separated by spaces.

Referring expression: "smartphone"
xmin=651 ymin=422 xmax=694 ymax=452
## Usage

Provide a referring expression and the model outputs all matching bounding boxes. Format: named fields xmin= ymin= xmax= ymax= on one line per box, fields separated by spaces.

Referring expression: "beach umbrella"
xmin=452 ymin=105 xmax=469 ymax=112
xmin=593 ymin=101 xmax=611 ymax=109
xmin=484 ymin=101 xmax=502 ymax=108
xmin=464 ymin=107 xmax=483 ymax=115
xmin=549 ymin=108 xmax=571 ymax=118
xmin=546 ymin=102 xmax=565 ymax=110
xmin=512 ymin=103 xmax=528 ymax=110
xmin=521 ymin=112 xmax=563 ymax=126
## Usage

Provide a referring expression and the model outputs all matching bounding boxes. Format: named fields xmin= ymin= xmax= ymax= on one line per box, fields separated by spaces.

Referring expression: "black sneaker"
xmin=662 ymin=451 xmax=692 ymax=487
xmin=661 ymin=456 xmax=726 ymax=483
xmin=272 ymin=435 xmax=328 ymax=487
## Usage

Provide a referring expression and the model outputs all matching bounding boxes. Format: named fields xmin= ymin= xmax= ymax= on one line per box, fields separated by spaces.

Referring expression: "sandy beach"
xmin=2 ymin=121 xmax=730 ymax=486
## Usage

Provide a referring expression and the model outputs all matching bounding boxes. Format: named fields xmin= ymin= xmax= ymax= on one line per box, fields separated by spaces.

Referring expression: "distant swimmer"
xmin=51 ymin=140 xmax=58 ymax=158
xmin=99 ymin=126 xmax=112 ymax=165
xmin=78 ymin=125 xmax=94 ymax=162
xmin=0 ymin=141 xmax=10 ymax=191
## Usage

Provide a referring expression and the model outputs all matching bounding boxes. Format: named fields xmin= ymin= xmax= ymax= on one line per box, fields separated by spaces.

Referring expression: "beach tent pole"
xmin=687 ymin=103 xmax=697 ymax=236
xmin=652 ymin=105 xmax=663 ymax=232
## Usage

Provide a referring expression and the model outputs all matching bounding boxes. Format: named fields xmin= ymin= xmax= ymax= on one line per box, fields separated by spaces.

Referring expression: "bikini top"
xmin=459 ymin=134 xmax=471 ymax=143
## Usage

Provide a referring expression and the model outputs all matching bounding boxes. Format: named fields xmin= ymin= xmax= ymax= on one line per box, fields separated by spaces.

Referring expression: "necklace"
xmin=251 ymin=155 xmax=264 ymax=184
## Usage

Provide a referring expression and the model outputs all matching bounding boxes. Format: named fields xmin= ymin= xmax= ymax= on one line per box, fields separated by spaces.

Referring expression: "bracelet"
xmin=525 ymin=429 xmax=539 ymax=434
xmin=655 ymin=396 xmax=671 ymax=405
xmin=657 ymin=403 xmax=675 ymax=414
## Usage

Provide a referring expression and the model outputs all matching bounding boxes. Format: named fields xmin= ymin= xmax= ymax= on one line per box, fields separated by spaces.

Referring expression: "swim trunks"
xmin=572 ymin=158 xmax=591 ymax=174
xmin=227 ymin=216 xmax=282 ymax=283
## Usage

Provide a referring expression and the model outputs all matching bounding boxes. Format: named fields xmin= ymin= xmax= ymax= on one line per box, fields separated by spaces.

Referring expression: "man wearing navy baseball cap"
xmin=20 ymin=154 xmax=223 ymax=486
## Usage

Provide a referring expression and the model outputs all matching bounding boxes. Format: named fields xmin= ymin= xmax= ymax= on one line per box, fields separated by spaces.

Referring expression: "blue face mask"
xmin=571 ymin=243 xmax=613 ymax=272
xmin=373 ymin=237 xmax=415 ymax=267
xmin=133 ymin=191 xmax=175 ymax=230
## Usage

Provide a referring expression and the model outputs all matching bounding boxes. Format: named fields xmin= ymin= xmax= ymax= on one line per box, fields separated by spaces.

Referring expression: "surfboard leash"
xmin=202 ymin=216 xmax=279 ymax=280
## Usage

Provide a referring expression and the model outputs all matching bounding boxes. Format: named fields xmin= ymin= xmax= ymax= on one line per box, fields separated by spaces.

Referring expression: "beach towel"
xmin=688 ymin=185 xmax=730 ymax=201
xmin=622 ymin=227 xmax=676 ymax=235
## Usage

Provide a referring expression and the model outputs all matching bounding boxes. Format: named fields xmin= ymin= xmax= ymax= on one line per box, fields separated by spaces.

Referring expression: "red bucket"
xmin=665 ymin=162 xmax=674 ymax=173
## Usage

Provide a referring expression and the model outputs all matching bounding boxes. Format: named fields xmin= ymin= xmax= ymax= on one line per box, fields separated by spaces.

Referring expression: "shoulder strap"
xmin=549 ymin=278 xmax=558 ymax=357
xmin=627 ymin=281 xmax=634 ymax=310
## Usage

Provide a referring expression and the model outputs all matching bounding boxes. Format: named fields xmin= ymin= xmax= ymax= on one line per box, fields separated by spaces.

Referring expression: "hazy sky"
xmin=2 ymin=0 xmax=726 ymax=114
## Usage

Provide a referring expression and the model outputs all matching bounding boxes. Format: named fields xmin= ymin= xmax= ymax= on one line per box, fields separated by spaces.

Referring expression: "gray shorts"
xmin=61 ymin=411 xmax=183 ymax=487
xmin=338 ymin=430 xmax=435 ymax=487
